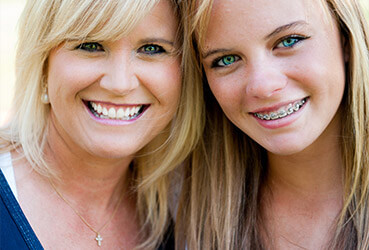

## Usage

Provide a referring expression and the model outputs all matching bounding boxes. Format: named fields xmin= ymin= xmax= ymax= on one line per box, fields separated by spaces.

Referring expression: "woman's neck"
xmin=42 ymin=116 xmax=135 ymax=213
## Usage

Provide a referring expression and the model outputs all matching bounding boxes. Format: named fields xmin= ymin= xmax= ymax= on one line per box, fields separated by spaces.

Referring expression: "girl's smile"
xmin=251 ymin=97 xmax=308 ymax=129
xmin=202 ymin=0 xmax=346 ymax=155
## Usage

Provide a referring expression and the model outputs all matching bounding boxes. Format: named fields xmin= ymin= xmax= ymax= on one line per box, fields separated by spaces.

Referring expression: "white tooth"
xmin=135 ymin=106 xmax=140 ymax=113
xmin=108 ymin=108 xmax=116 ymax=118
xmin=116 ymin=108 xmax=124 ymax=119
xmin=278 ymin=110 xmax=287 ymax=118
xmin=286 ymin=104 xmax=294 ymax=115
xmin=263 ymin=114 xmax=270 ymax=120
xmin=125 ymin=108 xmax=131 ymax=117
xmin=97 ymin=104 xmax=102 ymax=114
xmin=102 ymin=107 xmax=108 ymax=116
xmin=293 ymin=103 xmax=300 ymax=111
xmin=270 ymin=112 xmax=279 ymax=120
xmin=130 ymin=108 xmax=136 ymax=116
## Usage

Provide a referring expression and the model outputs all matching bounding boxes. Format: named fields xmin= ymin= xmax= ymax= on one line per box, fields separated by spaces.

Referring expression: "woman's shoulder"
xmin=0 ymin=150 xmax=18 ymax=199
xmin=0 ymin=153 xmax=43 ymax=250
xmin=0 ymin=151 xmax=12 ymax=170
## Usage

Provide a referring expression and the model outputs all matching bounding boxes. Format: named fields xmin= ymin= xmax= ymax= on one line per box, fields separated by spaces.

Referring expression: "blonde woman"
xmin=177 ymin=0 xmax=369 ymax=249
xmin=0 ymin=0 xmax=202 ymax=249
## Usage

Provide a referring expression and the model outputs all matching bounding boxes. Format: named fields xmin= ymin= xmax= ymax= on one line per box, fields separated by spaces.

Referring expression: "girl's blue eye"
xmin=139 ymin=44 xmax=165 ymax=54
xmin=214 ymin=55 xmax=239 ymax=67
xmin=276 ymin=36 xmax=304 ymax=48
xmin=76 ymin=42 xmax=104 ymax=52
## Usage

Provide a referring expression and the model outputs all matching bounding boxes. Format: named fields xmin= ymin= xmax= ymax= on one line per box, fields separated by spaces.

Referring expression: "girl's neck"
xmin=266 ymin=112 xmax=343 ymax=197
xmin=261 ymin=115 xmax=344 ymax=249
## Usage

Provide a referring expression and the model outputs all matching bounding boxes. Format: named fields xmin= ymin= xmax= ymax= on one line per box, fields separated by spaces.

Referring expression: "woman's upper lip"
xmin=84 ymin=99 xmax=148 ymax=107
xmin=249 ymin=97 xmax=306 ymax=113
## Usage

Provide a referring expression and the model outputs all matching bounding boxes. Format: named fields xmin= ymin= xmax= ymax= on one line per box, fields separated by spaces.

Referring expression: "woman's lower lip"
xmin=253 ymin=100 xmax=308 ymax=129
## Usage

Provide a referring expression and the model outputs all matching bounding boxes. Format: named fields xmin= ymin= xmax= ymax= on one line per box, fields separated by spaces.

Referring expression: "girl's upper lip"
xmin=249 ymin=97 xmax=307 ymax=113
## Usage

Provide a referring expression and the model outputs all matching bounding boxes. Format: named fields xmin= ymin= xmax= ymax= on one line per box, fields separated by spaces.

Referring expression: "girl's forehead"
xmin=204 ymin=0 xmax=334 ymax=43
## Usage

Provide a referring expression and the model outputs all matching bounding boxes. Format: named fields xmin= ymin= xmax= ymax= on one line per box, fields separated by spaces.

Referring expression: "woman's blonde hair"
xmin=0 ymin=0 xmax=203 ymax=248
xmin=177 ymin=0 xmax=369 ymax=249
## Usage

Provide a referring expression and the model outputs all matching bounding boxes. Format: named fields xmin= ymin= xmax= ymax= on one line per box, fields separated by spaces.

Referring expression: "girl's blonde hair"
xmin=0 ymin=0 xmax=203 ymax=248
xmin=177 ymin=0 xmax=369 ymax=249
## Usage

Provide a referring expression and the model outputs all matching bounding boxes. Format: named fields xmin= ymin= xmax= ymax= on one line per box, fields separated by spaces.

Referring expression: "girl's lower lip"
xmin=252 ymin=100 xmax=308 ymax=129
xmin=84 ymin=102 xmax=147 ymax=126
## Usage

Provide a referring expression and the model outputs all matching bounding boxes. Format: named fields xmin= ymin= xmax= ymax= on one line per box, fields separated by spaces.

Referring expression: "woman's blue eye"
xmin=139 ymin=44 xmax=165 ymax=54
xmin=214 ymin=55 xmax=239 ymax=67
xmin=76 ymin=42 xmax=104 ymax=52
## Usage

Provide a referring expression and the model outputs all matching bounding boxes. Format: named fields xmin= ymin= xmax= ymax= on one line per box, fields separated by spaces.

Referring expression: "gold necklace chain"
xmin=49 ymin=179 xmax=124 ymax=247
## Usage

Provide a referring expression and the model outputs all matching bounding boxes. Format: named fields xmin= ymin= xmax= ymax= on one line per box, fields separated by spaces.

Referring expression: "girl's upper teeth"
xmin=90 ymin=101 xmax=142 ymax=120
xmin=254 ymin=98 xmax=306 ymax=120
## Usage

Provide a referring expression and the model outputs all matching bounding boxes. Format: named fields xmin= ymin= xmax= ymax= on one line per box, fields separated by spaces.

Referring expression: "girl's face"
xmin=47 ymin=0 xmax=181 ymax=160
xmin=202 ymin=0 xmax=346 ymax=155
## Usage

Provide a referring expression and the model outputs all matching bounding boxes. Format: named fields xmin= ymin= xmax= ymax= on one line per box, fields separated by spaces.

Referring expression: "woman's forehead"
xmin=48 ymin=0 xmax=161 ymax=42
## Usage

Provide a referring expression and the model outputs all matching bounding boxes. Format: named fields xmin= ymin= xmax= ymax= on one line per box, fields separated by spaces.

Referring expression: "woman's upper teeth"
xmin=90 ymin=101 xmax=142 ymax=120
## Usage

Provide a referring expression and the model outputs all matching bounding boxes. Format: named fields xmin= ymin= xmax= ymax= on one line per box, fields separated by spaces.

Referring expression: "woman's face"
xmin=47 ymin=0 xmax=181 ymax=160
xmin=202 ymin=0 xmax=346 ymax=155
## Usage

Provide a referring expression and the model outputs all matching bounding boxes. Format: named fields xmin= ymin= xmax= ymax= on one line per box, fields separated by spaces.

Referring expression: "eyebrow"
xmin=138 ymin=38 xmax=175 ymax=46
xmin=203 ymin=48 xmax=233 ymax=59
xmin=265 ymin=20 xmax=308 ymax=39
xmin=202 ymin=20 xmax=308 ymax=59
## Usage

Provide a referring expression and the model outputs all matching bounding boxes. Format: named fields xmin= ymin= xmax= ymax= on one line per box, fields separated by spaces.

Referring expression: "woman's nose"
xmin=99 ymin=56 xmax=139 ymax=95
xmin=245 ymin=59 xmax=287 ymax=99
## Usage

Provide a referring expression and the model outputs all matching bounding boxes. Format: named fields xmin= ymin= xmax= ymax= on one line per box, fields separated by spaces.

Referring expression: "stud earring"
xmin=41 ymin=84 xmax=50 ymax=104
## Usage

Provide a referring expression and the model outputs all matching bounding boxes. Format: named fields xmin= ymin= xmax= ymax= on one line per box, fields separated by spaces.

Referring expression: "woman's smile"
xmin=85 ymin=100 xmax=148 ymax=122
xmin=47 ymin=0 xmax=181 ymax=159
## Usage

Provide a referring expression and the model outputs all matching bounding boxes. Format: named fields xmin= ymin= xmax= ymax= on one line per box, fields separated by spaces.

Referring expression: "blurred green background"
xmin=0 ymin=0 xmax=369 ymax=125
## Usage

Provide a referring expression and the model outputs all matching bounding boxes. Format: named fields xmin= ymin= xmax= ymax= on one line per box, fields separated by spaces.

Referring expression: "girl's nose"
xmin=245 ymin=60 xmax=287 ymax=99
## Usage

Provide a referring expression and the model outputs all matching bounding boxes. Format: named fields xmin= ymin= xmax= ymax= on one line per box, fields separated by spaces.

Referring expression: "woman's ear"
xmin=341 ymin=34 xmax=350 ymax=63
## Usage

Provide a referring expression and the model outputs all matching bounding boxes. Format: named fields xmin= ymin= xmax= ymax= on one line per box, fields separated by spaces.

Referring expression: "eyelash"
xmin=211 ymin=35 xmax=309 ymax=68
xmin=211 ymin=55 xmax=240 ymax=68
xmin=76 ymin=42 xmax=104 ymax=52
xmin=137 ymin=44 xmax=166 ymax=55
xmin=274 ymin=35 xmax=309 ymax=49
xmin=75 ymin=42 xmax=166 ymax=55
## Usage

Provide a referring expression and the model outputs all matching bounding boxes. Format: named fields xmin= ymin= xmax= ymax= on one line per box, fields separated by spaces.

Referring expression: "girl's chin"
xmin=260 ymin=141 xmax=312 ymax=156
